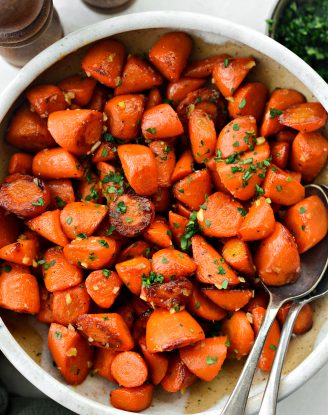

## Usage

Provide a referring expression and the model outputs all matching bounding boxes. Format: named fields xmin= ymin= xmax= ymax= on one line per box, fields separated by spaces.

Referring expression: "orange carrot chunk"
xmin=111 ymin=351 xmax=148 ymax=387
xmin=26 ymin=84 xmax=68 ymax=117
xmin=228 ymin=82 xmax=268 ymax=121
xmin=270 ymin=141 xmax=290 ymax=169
xmin=188 ymin=284 xmax=227 ymax=321
xmin=85 ymin=269 xmax=123 ymax=308
xmin=143 ymin=216 xmax=173 ymax=248
xmin=167 ymin=77 xmax=206 ymax=105
xmin=146 ymin=87 xmax=163 ymax=110
xmin=279 ymin=102 xmax=327 ymax=133
xmin=189 ymin=109 xmax=216 ymax=163
xmin=116 ymin=257 xmax=151 ymax=295
xmin=277 ymin=303 xmax=313 ymax=335
xmin=0 ymin=237 xmax=38 ymax=267
xmin=151 ymin=248 xmax=196 ymax=281
xmin=149 ymin=140 xmax=176 ymax=187
xmin=222 ymin=311 xmax=254 ymax=359
xmin=58 ymin=75 xmax=97 ymax=107
xmin=171 ymin=149 xmax=194 ymax=183
xmin=161 ymin=354 xmax=197 ymax=392
xmin=45 ymin=179 xmax=75 ymax=209
xmin=202 ymin=288 xmax=253 ymax=311
xmin=0 ymin=208 xmax=21 ymax=249
xmin=8 ymin=153 xmax=33 ymax=175
xmin=183 ymin=54 xmax=230 ymax=78
xmin=37 ymin=286 xmax=54 ymax=324
xmin=221 ymin=238 xmax=256 ymax=277
xmin=110 ymin=384 xmax=154 ymax=412
xmin=52 ymin=285 xmax=90 ymax=326
xmin=94 ymin=348 xmax=119 ymax=381
xmin=139 ymin=335 xmax=169 ymax=384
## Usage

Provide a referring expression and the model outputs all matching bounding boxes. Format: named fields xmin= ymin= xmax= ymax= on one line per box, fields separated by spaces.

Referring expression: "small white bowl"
xmin=0 ymin=11 xmax=327 ymax=415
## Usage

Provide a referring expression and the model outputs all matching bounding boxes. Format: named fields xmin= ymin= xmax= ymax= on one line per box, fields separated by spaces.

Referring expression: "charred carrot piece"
xmin=151 ymin=248 xmax=196 ymax=281
xmin=152 ymin=187 xmax=172 ymax=213
xmin=8 ymin=153 xmax=33 ymax=175
xmin=88 ymin=85 xmax=108 ymax=112
xmin=188 ymin=284 xmax=227 ymax=321
xmin=171 ymin=149 xmax=194 ymax=183
xmin=167 ymin=77 xmax=206 ymax=105
xmin=58 ymin=75 xmax=96 ymax=107
xmin=202 ymin=288 xmax=253 ymax=311
xmin=52 ymin=285 xmax=90 ymax=326
xmin=222 ymin=238 xmax=256 ymax=276
xmin=110 ymin=384 xmax=154 ymax=412
xmin=183 ymin=54 xmax=230 ymax=78
xmin=189 ymin=109 xmax=216 ymax=163
xmin=116 ymin=257 xmax=151 ymax=295
xmin=116 ymin=303 xmax=135 ymax=330
xmin=85 ymin=269 xmax=123 ymax=308
xmin=48 ymin=323 xmax=93 ymax=385
xmin=45 ymin=179 xmax=75 ymax=209
xmin=118 ymin=240 xmax=151 ymax=262
xmin=270 ymin=141 xmax=290 ymax=169
xmin=0 ymin=207 xmax=21 ymax=249
xmin=277 ymin=303 xmax=313 ymax=335
xmin=94 ymin=348 xmax=118 ymax=381
xmin=161 ymin=353 xmax=197 ymax=392
xmin=0 ymin=237 xmax=38 ymax=267
xmin=149 ymin=140 xmax=176 ymax=187
xmin=91 ymin=141 xmax=116 ymax=163
xmin=143 ymin=216 xmax=173 ymax=248
xmin=139 ymin=335 xmax=169 ymax=385
xmin=26 ymin=84 xmax=68 ymax=118
xmin=228 ymin=82 xmax=268 ymax=121
xmin=279 ymin=102 xmax=327 ymax=133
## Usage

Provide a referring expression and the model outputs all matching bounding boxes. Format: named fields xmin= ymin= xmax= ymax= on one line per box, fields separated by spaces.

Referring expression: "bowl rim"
xmin=0 ymin=10 xmax=327 ymax=415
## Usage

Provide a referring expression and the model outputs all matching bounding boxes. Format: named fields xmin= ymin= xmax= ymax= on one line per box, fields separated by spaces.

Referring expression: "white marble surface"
xmin=0 ymin=0 xmax=327 ymax=414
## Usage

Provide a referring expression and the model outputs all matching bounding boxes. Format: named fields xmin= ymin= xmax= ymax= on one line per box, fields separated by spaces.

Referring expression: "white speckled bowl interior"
xmin=0 ymin=11 xmax=327 ymax=415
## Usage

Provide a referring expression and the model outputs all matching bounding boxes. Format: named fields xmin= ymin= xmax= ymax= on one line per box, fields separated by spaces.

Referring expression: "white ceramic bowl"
xmin=0 ymin=11 xmax=327 ymax=415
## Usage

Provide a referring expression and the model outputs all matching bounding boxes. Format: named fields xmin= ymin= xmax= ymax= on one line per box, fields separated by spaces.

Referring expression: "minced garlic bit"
xmin=93 ymin=284 xmax=99 ymax=291
xmin=88 ymin=337 xmax=94 ymax=343
xmin=102 ymin=112 xmax=108 ymax=121
xmin=66 ymin=347 xmax=77 ymax=357
xmin=66 ymin=293 xmax=72 ymax=305
xmin=256 ymin=136 xmax=266 ymax=145
xmin=112 ymin=286 xmax=120 ymax=294
xmin=87 ymin=140 xmax=101 ymax=155
xmin=107 ymin=53 xmax=116 ymax=62
xmin=64 ymin=91 xmax=75 ymax=105
xmin=238 ymin=277 xmax=246 ymax=283
xmin=22 ymin=256 xmax=30 ymax=265
xmin=32 ymin=260 xmax=38 ymax=268
xmin=80 ymin=262 xmax=88 ymax=268
xmin=226 ymin=97 xmax=235 ymax=103
xmin=246 ymin=312 xmax=254 ymax=324
xmin=197 ymin=209 xmax=204 ymax=222
xmin=68 ymin=324 xmax=75 ymax=332
xmin=85 ymin=71 xmax=91 ymax=77
xmin=118 ymin=101 xmax=126 ymax=109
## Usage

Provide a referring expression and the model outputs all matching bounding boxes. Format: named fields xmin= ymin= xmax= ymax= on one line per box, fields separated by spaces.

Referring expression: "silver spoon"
xmin=220 ymin=183 xmax=328 ymax=415
xmin=258 ymin=184 xmax=328 ymax=415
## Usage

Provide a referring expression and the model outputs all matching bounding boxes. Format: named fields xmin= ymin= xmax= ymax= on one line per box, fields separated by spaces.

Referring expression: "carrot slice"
xmin=110 ymin=384 xmax=154 ymax=412
xmin=52 ymin=285 xmax=90 ymax=326
xmin=284 ymin=195 xmax=328 ymax=253
xmin=8 ymin=153 xmax=33 ymax=175
xmin=197 ymin=192 xmax=243 ymax=238
xmin=146 ymin=87 xmax=163 ymax=110
xmin=254 ymin=222 xmax=300 ymax=286
xmin=139 ymin=335 xmax=169 ymax=384
xmin=6 ymin=105 xmax=56 ymax=152
xmin=46 ymin=179 xmax=75 ymax=209
xmin=146 ymin=309 xmax=205 ymax=352
xmin=290 ymin=131 xmax=328 ymax=182
xmin=0 ymin=272 xmax=40 ymax=314
xmin=76 ymin=313 xmax=134 ymax=350
xmin=85 ymin=269 xmax=123 ymax=308
xmin=221 ymin=310 xmax=254 ymax=359
xmin=222 ymin=238 xmax=256 ymax=276
xmin=228 ymin=82 xmax=268 ymax=121
xmin=32 ymin=148 xmax=84 ymax=179
xmin=252 ymin=306 xmax=280 ymax=372
xmin=179 ymin=336 xmax=228 ymax=381
xmin=167 ymin=77 xmax=206 ymax=105
xmin=94 ymin=348 xmax=118 ymax=381
xmin=104 ymin=94 xmax=145 ymax=141
xmin=191 ymin=235 xmax=239 ymax=287
xmin=81 ymin=39 xmax=126 ymax=88
xmin=161 ymin=354 xmax=197 ymax=392
xmin=238 ymin=196 xmax=275 ymax=241
xmin=202 ymin=288 xmax=253 ymax=311
xmin=149 ymin=32 xmax=193 ymax=82
xmin=116 ymin=257 xmax=151 ymax=295
xmin=118 ymin=144 xmax=158 ymax=196
xmin=189 ymin=109 xmax=216 ymax=163
xmin=188 ymin=284 xmax=227 ymax=321
xmin=183 ymin=54 xmax=230 ymax=78
xmin=115 ymin=55 xmax=163 ymax=95
xmin=48 ymin=323 xmax=93 ymax=385
xmin=279 ymin=102 xmax=327 ymax=133
xmin=0 ymin=207 xmax=21 ymax=248
xmin=143 ymin=216 xmax=173 ymax=248
xmin=213 ymin=57 xmax=256 ymax=97
xmin=26 ymin=84 xmax=68 ymax=117
xmin=58 ymin=75 xmax=97 ymax=107
xmin=141 ymin=103 xmax=184 ymax=139
xmin=151 ymin=248 xmax=196 ymax=281
xmin=171 ymin=149 xmax=194 ymax=183
xmin=277 ymin=303 xmax=313 ymax=335
xmin=111 ymin=351 xmax=148 ymax=387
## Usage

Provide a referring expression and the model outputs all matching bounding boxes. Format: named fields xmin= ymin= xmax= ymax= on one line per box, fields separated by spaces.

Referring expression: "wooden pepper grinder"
xmin=0 ymin=0 xmax=63 ymax=67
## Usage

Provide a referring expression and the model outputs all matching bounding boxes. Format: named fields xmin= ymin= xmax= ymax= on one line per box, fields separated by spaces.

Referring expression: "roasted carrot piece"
xmin=141 ymin=103 xmax=184 ymax=139
xmin=188 ymin=284 xmax=227 ymax=321
xmin=221 ymin=311 xmax=254 ymax=359
xmin=63 ymin=236 xmax=118 ymax=270
xmin=58 ymin=75 xmax=96 ymax=107
xmin=26 ymin=209 xmax=69 ymax=247
xmin=167 ymin=77 xmax=206 ymax=105
xmin=42 ymin=246 xmax=83 ymax=292
xmin=139 ymin=335 xmax=169 ymax=384
xmin=202 ymin=288 xmax=253 ymax=311
xmin=76 ymin=313 xmax=134 ymax=350
xmin=118 ymin=144 xmax=158 ymax=196
xmin=149 ymin=140 xmax=176 ymax=187
xmin=116 ymin=257 xmax=151 ymax=295
xmin=115 ymin=55 xmax=163 ymax=95
xmin=263 ymin=165 xmax=305 ymax=205
xmin=52 ymin=285 xmax=90 ymax=326
xmin=92 ymin=141 xmax=117 ymax=163
xmin=89 ymin=85 xmax=108 ymax=112
xmin=238 ymin=197 xmax=275 ymax=241
xmin=284 ymin=195 xmax=328 ymax=253
xmin=81 ymin=39 xmax=126 ymax=88
xmin=252 ymin=306 xmax=280 ymax=372
xmin=171 ymin=149 xmax=194 ymax=183
xmin=26 ymin=84 xmax=68 ymax=117
xmin=94 ymin=348 xmax=118 ymax=381
xmin=222 ymin=238 xmax=256 ymax=277
xmin=206 ymin=157 xmax=230 ymax=193
xmin=183 ymin=54 xmax=230 ymax=78
xmin=146 ymin=87 xmax=162 ymax=110
xmin=77 ymin=174 xmax=102 ymax=204
xmin=216 ymin=115 xmax=258 ymax=158
xmin=161 ymin=354 xmax=197 ymax=392
xmin=270 ymin=141 xmax=290 ymax=169
xmin=290 ymin=131 xmax=328 ymax=182
xmin=149 ymin=31 xmax=192 ymax=82
xmin=228 ymin=82 xmax=268 ymax=121
xmin=32 ymin=148 xmax=84 ymax=179
xmin=189 ymin=109 xmax=216 ymax=163
xmin=45 ymin=179 xmax=74 ymax=209
xmin=260 ymin=88 xmax=306 ymax=137
xmin=151 ymin=248 xmax=196 ymax=281
xmin=0 ymin=173 xmax=50 ymax=218
xmin=254 ymin=222 xmax=300 ymax=286
xmin=6 ymin=105 xmax=56 ymax=152
xmin=169 ymin=211 xmax=188 ymax=246
xmin=109 ymin=193 xmax=155 ymax=237
xmin=216 ymin=141 xmax=270 ymax=201
xmin=0 ymin=260 xmax=29 ymax=278
xmin=175 ymin=202 xmax=192 ymax=218
xmin=197 ymin=191 xmax=243 ymax=238
xmin=85 ymin=269 xmax=123 ymax=308
xmin=48 ymin=323 xmax=93 ymax=385
xmin=116 ymin=303 xmax=135 ymax=330
xmin=96 ymin=162 xmax=121 ymax=201
xmin=173 ymin=169 xmax=212 ymax=211
xmin=244 ymin=290 xmax=269 ymax=313
xmin=0 ymin=237 xmax=38 ymax=266
xmin=277 ymin=303 xmax=313 ymax=335
xmin=104 ymin=94 xmax=145 ymax=141
xmin=110 ymin=384 xmax=154 ymax=412
xmin=279 ymin=102 xmax=327 ymax=133
xmin=179 ymin=336 xmax=228 ymax=381
xmin=275 ymin=129 xmax=297 ymax=143
xmin=143 ymin=216 xmax=173 ymax=248
xmin=0 ymin=272 xmax=40 ymax=314
xmin=8 ymin=153 xmax=33 ymax=175
xmin=285 ymin=170 xmax=302 ymax=183
xmin=132 ymin=296 xmax=151 ymax=316
xmin=152 ymin=186 xmax=171 ymax=213
xmin=191 ymin=235 xmax=239 ymax=287
xmin=37 ymin=285 xmax=54 ymax=323
xmin=48 ymin=109 xmax=103 ymax=156
xmin=118 ymin=240 xmax=151 ymax=262
xmin=213 ymin=57 xmax=256 ymax=97
xmin=111 ymin=351 xmax=148 ymax=387
xmin=0 ymin=208 xmax=21 ymax=248
xmin=60 ymin=201 xmax=107 ymax=240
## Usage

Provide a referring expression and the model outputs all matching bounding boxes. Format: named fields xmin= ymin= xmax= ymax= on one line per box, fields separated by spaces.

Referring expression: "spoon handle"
xmin=220 ymin=299 xmax=281 ymax=415
xmin=258 ymin=302 xmax=303 ymax=415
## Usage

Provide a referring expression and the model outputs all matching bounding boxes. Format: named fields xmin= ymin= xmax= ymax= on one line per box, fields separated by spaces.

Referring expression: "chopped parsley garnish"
xmin=180 ymin=211 xmax=199 ymax=251
xmin=116 ymin=201 xmax=127 ymax=214
xmin=238 ymin=98 xmax=247 ymax=109
xmin=206 ymin=356 xmax=218 ymax=365
xmin=102 ymin=269 xmax=112 ymax=278
xmin=269 ymin=108 xmax=283 ymax=118
xmin=233 ymin=123 xmax=240 ymax=131
xmin=299 ymin=207 xmax=307 ymax=214
xmin=55 ymin=196 xmax=66 ymax=208
xmin=224 ymin=58 xmax=230 ymax=68
xmin=98 ymin=239 xmax=109 ymax=248
xmin=237 ymin=207 xmax=247 ymax=217
xmin=32 ymin=197 xmax=44 ymax=206
xmin=142 ymin=271 xmax=164 ymax=287
xmin=146 ymin=127 xmax=157 ymax=134
xmin=221 ymin=279 xmax=229 ymax=289
xmin=55 ymin=332 xmax=62 ymax=340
